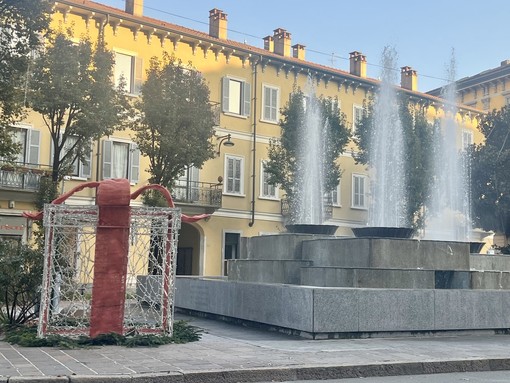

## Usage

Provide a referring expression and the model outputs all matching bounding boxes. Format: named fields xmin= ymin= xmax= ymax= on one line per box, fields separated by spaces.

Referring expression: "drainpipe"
xmin=248 ymin=58 xmax=259 ymax=227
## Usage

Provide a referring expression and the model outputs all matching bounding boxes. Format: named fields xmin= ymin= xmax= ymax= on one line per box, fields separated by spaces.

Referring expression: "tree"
xmin=28 ymin=30 xmax=128 ymax=183
xmin=131 ymin=53 xmax=216 ymax=192
xmin=265 ymin=89 xmax=350 ymax=220
xmin=0 ymin=241 xmax=44 ymax=325
xmin=354 ymin=95 xmax=435 ymax=228
xmin=0 ymin=0 xmax=51 ymax=159
xmin=471 ymin=105 xmax=510 ymax=246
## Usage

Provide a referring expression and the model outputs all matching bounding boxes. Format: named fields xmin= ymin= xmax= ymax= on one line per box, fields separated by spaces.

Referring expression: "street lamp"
xmin=217 ymin=134 xmax=234 ymax=155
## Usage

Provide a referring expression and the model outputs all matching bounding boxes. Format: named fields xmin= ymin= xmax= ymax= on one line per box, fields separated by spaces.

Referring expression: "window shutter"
xmin=263 ymin=86 xmax=270 ymax=120
xmin=234 ymin=158 xmax=241 ymax=193
xmin=222 ymin=77 xmax=230 ymax=113
xmin=243 ymin=82 xmax=251 ymax=116
xmin=129 ymin=143 xmax=140 ymax=184
xmin=80 ymin=145 xmax=92 ymax=178
xmin=27 ymin=129 xmax=40 ymax=166
xmin=102 ymin=140 xmax=112 ymax=179
xmin=134 ymin=57 xmax=143 ymax=95
xmin=49 ymin=136 xmax=55 ymax=167
xmin=227 ymin=157 xmax=234 ymax=192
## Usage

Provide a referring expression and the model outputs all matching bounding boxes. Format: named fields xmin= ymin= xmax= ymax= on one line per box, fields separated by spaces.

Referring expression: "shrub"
xmin=0 ymin=241 xmax=44 ymax=325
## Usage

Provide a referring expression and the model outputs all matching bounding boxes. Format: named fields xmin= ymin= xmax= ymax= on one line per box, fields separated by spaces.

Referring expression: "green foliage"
xmin=28 ymin=30 xmax=129 ymax=182
xmin=265 ymin=89 xmax=350 ymax=219
xmin=0 ymin=242 xmax=44 ymax=325
xmin=2 ymin=320 xmax=202 ymax=348
xmin=354 ymin=95 xmax=435 ymax=228
xmin=0 ymin=0 xmax=51 ymax=159
xmin=399 ymin=98 xmax=435 ymax=228
xmin=131 ymin=53 xmax=216 ymax=187
xmin=471 ymin=105 xmax=510 ymax=240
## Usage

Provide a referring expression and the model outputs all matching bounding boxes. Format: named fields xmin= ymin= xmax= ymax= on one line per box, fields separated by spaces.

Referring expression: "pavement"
xmin=2 ymin=313 xmax=510 ymax=382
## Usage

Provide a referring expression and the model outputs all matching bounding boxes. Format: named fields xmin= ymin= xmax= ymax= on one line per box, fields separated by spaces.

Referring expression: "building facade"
xmin=429 ymin=59 xmax=510 ymax=112
xmin=0 ymin=0 xmax=483 ymax=276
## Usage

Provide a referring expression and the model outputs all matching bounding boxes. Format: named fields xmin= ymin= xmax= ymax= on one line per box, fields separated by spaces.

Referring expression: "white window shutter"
xmin=27 ymin=129 xmax=40 ymax=166
xmin=129 ymin=143 xmax=140 ymax=184
xmin=134 ymin=57 xmax=143 ymax=95
xmin=80 ymin=145 xmax=92 ymax=179
xmin=222 ymin=77 xmax=230 ymax=113
xmin=243 ymin=82 xmax=251 ymax=116
xmin=102 ymin=140 xmax=112 ymax=179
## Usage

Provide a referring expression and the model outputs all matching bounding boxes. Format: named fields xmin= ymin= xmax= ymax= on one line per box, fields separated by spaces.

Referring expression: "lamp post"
xmin=216 ymin=134 xmax=234 ymax=155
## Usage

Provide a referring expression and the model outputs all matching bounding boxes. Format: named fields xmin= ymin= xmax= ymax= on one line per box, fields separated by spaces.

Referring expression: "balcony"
xmin=171 ymin=181 xmax=222 ymax=214
xmin=0 ymin=162 xmax=49 ymax=192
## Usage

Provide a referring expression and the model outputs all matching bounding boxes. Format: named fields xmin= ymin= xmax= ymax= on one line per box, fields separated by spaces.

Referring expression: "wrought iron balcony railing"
xmin=0 ymin=162 xmax=49 ymax=191
xmin=171 ymin=181 xmax=222 ymax=209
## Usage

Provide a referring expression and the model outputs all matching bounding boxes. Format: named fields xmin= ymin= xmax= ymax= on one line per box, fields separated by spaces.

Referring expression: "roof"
xmin=56 ymin=0 xmax=483 ymax=115
xmin=428 ymin=60 xmax=510 ymax=96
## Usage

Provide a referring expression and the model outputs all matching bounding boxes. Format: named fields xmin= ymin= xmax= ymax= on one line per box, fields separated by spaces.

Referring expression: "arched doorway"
xmin=176 ymin=222 xmax=202 ymax=275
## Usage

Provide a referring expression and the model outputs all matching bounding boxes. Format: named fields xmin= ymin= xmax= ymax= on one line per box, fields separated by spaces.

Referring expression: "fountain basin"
xmin=352 ymin=226 xmax=415 ymax=239
xmin=285 ymin=224 xmax=337 ymax=235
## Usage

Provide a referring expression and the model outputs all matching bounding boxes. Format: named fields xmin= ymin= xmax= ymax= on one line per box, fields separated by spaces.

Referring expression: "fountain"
xmin=286 ymin=76 xmax=337 ymax=235
xmin=353 ymin=47 xmax=412 ymax=238
xmin=424 ymin=52 xmax=472 ymax=242
xmin=173 ymin=51 xmax=510 ymax=339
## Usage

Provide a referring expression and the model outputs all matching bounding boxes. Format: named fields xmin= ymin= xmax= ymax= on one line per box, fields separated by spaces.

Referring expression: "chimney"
xmin=292 ymin=44 xmax=306 ymax=60
xmin=273 ymin=28 xmax=291 ymax=57
xmin=209 ymin=8 xmax=228 ymax=39
xmin=263 ymin=35 xmax=274 ymax=52
xmin=349 ymin=51 xmax=367 ymax=78
xmin=501 ymin=59 xmax=510 ymax=67
xmin=401 ymin=66 xmax=418 ymax=91
xmin=126 ymin=0 xmax=143 ymax=17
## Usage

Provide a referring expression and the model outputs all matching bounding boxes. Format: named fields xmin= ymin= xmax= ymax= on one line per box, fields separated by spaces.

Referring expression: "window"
xmin=10 ymin=125 xmax=40 ymax=166
xmin=352 ymin=174 xmax=367 ymax=209
xmin=223 ymin=232 xmax=241 ymax=276
xmin=222 ymin=77 xmax=251 ymax=116
xmin=51 ymin=136 xmax=91 ymax=179
xmin=329 ymin=182 xmax=341 ymax=207
xmin=102 ymin=140 xmax=140 ymax=183
xmin=224 ymin=155 xmax=244 ymax=195
xmin=260 ymin=161 xmax=278 ymax=199
xmin=353 ymin=105 xmax=363 ymax=132
xmin=174 ymin=166 xmax=200 ymax=202
xmin=481 ymin=98 xmax=490 ymax=110
xmin=114 ymin=52 xmax=142 ymax=95
xmin=506 ymin=96 xmax=510 ymax=106
xmin=330 ymin=97 xmax=341 ymax=113
xmin=262 ymin=85 xmax=279 ymax=123
xmin=462 ymin=130 xmax=474 ymax=150
xmin=67 ymin=137 xmax=91 ymax=178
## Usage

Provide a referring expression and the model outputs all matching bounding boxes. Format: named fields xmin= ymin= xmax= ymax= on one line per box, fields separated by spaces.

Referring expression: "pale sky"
xmin=97 ymin=0 xmax=509 ymax=92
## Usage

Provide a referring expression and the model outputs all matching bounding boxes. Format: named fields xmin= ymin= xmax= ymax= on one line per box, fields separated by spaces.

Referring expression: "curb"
xmin=5 ymin=358 xmax=510 ymax=383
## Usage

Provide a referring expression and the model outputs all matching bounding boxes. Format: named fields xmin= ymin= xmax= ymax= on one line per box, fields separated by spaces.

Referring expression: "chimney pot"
xmin=273 ymin=28 xmax=291 ymax=57
xmin=401 ymin=66 xmax=418 ymax=91
xmin=263 ymin=36 xmax=274 ymax=52
xmin=292 ymin=44 xmax=306 ymax=60
xmin=349 ymin=51 xmax=367 ymax=78
xmin=209 ymin=8 xmax=228 ymax=39
xmin=126 ymin=0 xmax=143 ymax=16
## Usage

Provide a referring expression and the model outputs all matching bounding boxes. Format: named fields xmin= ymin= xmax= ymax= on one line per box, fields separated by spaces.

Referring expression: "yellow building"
xmin=428 ymin=59 xmax=510 ymax=112
xmin=0 ymin=0 xmax=482 ymax=276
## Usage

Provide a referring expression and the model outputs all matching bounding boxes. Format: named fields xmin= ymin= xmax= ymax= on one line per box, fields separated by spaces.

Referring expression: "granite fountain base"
xmin=167 ymin=234 xmax=510 ymax=338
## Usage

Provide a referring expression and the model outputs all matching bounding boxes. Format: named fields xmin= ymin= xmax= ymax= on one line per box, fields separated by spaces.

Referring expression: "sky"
xmin=97 ymin=0 xmax=509 ymax=92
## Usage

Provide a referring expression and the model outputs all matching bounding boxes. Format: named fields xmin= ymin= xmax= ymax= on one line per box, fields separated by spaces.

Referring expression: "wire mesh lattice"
xmin=39 ymin=204 xmax=181 ymax=338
